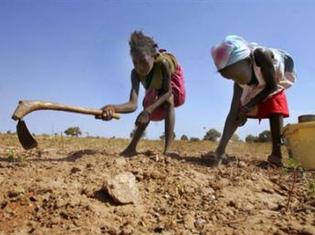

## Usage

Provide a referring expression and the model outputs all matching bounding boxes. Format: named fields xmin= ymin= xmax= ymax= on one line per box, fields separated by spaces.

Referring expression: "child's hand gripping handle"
xmin=95 ymin=113 xmax=120 ymax=120
xmin=95 ymin=105 xmax=120 ymax=120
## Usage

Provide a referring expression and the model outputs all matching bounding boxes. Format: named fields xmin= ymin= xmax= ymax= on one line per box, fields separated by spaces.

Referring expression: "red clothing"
xmin=143 ymin=65 xmax=186 ymax=121
xmin=249 ymin=90 xmax=289 ymax=119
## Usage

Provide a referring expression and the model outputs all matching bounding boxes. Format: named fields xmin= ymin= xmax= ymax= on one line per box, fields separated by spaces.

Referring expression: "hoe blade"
xmin=16 ymin=120 xmax=38 ymax=150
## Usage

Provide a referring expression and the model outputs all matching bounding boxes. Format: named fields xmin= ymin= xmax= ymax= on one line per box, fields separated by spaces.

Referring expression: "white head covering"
xmin=211 ymin=35 xmax=251 ymax=71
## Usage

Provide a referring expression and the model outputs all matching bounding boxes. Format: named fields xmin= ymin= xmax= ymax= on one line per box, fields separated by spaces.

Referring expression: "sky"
xmin=0 ymin=0 xmax=314 ymax=140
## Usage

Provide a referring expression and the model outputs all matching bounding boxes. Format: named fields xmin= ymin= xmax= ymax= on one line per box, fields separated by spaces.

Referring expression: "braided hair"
xmin=129 ymin=31 xmax=158 ymax=57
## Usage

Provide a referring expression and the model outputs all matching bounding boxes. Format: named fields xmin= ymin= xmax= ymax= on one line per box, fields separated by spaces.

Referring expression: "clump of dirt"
xmin=0 ymin=134 xmax=314 ymax=234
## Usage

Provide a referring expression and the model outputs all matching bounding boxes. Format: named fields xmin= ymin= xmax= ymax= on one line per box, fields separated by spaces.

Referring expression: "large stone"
xmin=113 ymin=157 xmax=127 ymax=167
xmin=103 ymin=172 xmax=139 ymax=204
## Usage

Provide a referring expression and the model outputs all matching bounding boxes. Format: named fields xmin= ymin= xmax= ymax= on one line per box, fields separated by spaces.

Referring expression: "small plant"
xmin=287 ymin=157 xmax=301 ymax=169
xmin=307 ymin=180 xmax=315 ymax=197
xmin=286 ymin=158 xmax=302 ymax=212
xmin=7 ymin=148 xmax=15 ymax=162
xmin=6 ymin=148 xmax=24 ymax=162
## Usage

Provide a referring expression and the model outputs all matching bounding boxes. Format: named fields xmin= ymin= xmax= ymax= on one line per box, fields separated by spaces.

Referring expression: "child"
xmin=96 ymin=31 xmax=185 ymax=156
xmin=209 ymin=35 xmax=296 ymax=167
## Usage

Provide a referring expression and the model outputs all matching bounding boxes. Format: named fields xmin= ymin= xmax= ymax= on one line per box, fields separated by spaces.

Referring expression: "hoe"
xmin=12 ymin=100 xmax=120 ymax=150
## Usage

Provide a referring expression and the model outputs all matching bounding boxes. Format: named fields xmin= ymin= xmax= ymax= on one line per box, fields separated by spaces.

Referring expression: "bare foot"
xmin=267 ymin=154 xmax=283 ymax=167
xmin=257 ymin=155 xmax=283 ymax=169
xmin=201 ymin=151 xmax=227 ymax=166
xmin=120 ymin=148 xmax=137 ymax=157
xmin=201 ymin=151 xmax=216 ymax=160
xmin=163 ymin=149 xmax=172 ymax=155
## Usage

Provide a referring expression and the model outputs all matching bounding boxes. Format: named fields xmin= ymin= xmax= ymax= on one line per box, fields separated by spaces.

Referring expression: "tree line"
xmin=5 ymin=126 xmax=271 ymax=143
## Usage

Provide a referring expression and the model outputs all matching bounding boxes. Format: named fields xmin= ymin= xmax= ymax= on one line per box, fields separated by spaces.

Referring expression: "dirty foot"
xmin=257 ymin=155 xmax=283 ymax=169
xmin=163 ymin=150 xmax=179 ymax=158
xmin=163 ymin=149 xmax=173 ymax=156
xmin=201 ymin=151 xmax=227 ymax=166
xmin=120 ymin=148 xmax=137 ymax=157
xmin=267 ymin=154 xmax=283 ymax=167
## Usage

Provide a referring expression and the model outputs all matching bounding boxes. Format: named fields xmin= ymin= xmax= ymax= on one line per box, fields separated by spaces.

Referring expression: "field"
xmin=0 ymin=134 xmax=314 ymax=235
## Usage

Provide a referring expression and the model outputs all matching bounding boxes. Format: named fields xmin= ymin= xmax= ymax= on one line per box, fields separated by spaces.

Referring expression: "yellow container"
xmin=283 ymin=121 xmax=315 ymax=169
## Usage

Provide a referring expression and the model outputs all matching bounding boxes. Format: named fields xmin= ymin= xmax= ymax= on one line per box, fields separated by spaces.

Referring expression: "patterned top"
xmin=138 ymin=52 xmax=178 ymax=90
xmin=239 ymin=47 xmax=296 ymax=105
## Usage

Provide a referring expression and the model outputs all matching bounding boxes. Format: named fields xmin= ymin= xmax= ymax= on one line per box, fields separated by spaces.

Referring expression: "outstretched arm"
xmin=216 ymin=83 xmax=243 ymax=156
xmin=97 ymin=70 xmax=140 ymax=120
xmin=108 ymin=70 xmax=140 ymax=113
xmin=243 ymin=48 xmax=277 ymax=110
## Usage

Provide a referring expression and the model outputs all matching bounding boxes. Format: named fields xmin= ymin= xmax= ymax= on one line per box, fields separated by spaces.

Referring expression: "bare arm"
xmin=244 ymin=48 xmax=277 ymax=109
xmin=144 ymin=60 xmax=173 ymax=114
xmin=216 ymin=83 xmax=243 ymax=155
xmin=105 ymin=70 xmax=140 ymax=113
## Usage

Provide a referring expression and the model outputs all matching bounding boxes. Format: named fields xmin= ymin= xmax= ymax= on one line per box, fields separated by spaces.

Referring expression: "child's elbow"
xmin=131 ymin=104 xmax=138 ymax=112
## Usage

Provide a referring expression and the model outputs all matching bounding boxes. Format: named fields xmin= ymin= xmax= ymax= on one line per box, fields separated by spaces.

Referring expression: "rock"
xmin=131 ymin=169 xmax=144 ymax=181
xmin=243 ymin=202 xmax=255 ymax=211
xmin=183 ymin=214 xmax=195 ymax=230
xmin=218 ymin=178 xmax=230 ymax=188
xmin=201 ymin=187 xmax=215 ymax=196
xmin=103 ymin=172 xmax=139 ymax=204
xmin=100 ymin=225 xmax=119 ymax=235
xmin=150 ymin=170 xmax=165 ymax=180
xmin=238 ymin=161 xmax=247 ymax=168
xmin=55 ymin=198 xmax=67 ymax=209
xmin=165 ymin=157 xmax=172 ymax=164
xmin=113 ymin=157 xmax=127 ymax=167
xmin=1 ymin=200 xmax=8 ymax=209
xmin=216 ymin=213 xmax=226 ymax=221
xmin=7 ymin=186 xmax=25 ymax=198
xmin=274 ymin=230 xmax=286 ymax=235
xmin=256 ymin=192 xmax=284 ymax=210
xmin=228 ymin=200 xmax=237 ymax=208
xmin=194 ymin=218 xmax=207 ymax=229
xmin=221 ymin=207 xmax=234 ymax=217
xmin=121 ymin=224 xmax=134 ymax=235
xmin=86 ymin=163 xmax=93 ymax=168
xmin=300 ymin=225 xmax=315 ymax=235
xmin=70 ymin=167 xmax=81 ymax=174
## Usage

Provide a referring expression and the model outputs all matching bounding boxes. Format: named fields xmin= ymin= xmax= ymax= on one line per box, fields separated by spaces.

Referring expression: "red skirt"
xmin=249 ymin=90 xmax=289 ymax=119
xmin=143 ymin=65 xmax=186 ymax=121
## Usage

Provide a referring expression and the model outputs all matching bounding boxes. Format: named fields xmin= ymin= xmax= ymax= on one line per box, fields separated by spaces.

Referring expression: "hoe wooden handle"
xmin=12 ymin=100 xmax=120 ymax=120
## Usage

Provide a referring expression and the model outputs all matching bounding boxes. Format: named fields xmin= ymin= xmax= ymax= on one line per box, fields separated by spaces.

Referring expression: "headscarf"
xmin=211 ymin=35 xmax=251 ymax=71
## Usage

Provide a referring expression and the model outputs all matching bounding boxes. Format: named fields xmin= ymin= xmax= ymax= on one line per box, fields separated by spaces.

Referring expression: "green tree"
xmin=180 ymin=134 xmax=189 ymax=141
xmin=203 ymin=128 xmax=221 ymax=142
xmin=160 ymin=132 xmax=176 ymax=140
xmin=231 ymin=133 xmax=240 ymax=142
xmin=130 ymin=128 xmax=146 ymax=138
xmin=190 ymin=137 xmax=200 ymax=142
xmin=245 ymin=134 xmax=258 ymax=143
xmin=258 ymin=130 xmax=271 ymax=142
xmin=64 ymin=127 xmax=82 ymax=137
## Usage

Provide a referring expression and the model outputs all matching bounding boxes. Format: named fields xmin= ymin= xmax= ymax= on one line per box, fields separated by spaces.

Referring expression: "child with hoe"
xmin=96 ymin=31 xmax=185 ymax=157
